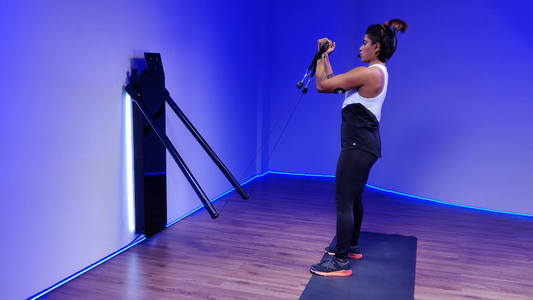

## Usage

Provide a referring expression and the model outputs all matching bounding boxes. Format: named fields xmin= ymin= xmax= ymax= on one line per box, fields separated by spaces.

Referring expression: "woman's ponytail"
xmin=385 ymin=19 xmax=408 ymax=34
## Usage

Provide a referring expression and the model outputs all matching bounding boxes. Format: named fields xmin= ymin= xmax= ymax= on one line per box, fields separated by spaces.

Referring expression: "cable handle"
xmin=296 ymin=40 xmax=330 ymax=91
xmin=307 ymin=40 xmax=330 ymax=71
xmin=297 ymin=69 xmax=312 ymax=89
xmin=318 ymin=40 xmax=330 ymax=54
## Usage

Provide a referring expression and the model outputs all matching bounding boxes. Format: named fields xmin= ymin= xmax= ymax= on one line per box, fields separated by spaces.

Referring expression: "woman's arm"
xmin=318 ymin=53 xmax=335 ymax=80
xmin=315 ymin=38 xmax=371 ymax=93
xmin=315 ymin=38 xmax=335 ymax=92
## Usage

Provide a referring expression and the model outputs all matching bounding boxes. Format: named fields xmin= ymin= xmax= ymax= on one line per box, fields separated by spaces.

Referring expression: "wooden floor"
xmin=43 ymin=174 xmax=533 ymax=300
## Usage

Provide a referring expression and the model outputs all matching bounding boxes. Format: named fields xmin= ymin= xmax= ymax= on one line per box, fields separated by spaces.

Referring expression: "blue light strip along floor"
xmin=31 ymin=173 xmax=265 ymax=299
xmin=166 ymin=172 xmax=267 ymax=227
xmin=28 ymin=237 xmax=146 ymax=300
xmin=30 ymin=169 xmax=531 ymax=299
xmin=171 ymin=170 xmax=533 ymax=220
xmin=266 ymin=170 xmax=533 ymax=219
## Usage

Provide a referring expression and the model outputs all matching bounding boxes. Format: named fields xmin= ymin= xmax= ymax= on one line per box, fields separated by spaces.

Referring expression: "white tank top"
xmin=342 ymin=64 xmax=388 ymax=122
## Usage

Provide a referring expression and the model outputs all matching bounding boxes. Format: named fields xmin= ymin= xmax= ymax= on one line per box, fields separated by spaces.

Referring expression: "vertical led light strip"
xmin=125 ymin=93 xmax=135 ymax=232
xmin=27 ymin=92 xmax=140 ymax=300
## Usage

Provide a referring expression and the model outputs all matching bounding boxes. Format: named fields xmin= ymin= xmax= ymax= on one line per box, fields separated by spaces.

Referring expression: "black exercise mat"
xmin=299 ymin=232 xmax=417 ymax=300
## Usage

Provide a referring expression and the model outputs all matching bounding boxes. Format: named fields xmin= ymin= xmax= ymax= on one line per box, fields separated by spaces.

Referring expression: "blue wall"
xmin=162 ymin=0 xmax=271 ymax=223
xmin=1 ymin=0 xmax=532 ymax=299
xmin=268 ymin=0 xmax=533 ymax=215
xmin=0 ymin=1 xmax=268 ymax=299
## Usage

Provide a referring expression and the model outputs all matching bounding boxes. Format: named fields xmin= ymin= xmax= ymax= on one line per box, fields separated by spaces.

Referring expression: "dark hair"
xmin=366 ymin=19 xmax=408 ymax=62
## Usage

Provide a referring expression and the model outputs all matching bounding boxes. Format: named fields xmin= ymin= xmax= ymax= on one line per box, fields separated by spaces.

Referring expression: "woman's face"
xmin=359 ymin=35 xmax=377 ymax=63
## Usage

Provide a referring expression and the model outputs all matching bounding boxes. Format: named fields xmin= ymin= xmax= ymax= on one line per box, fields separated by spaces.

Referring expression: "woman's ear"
xmin=373 ymin=42 xmax=381 ymax=53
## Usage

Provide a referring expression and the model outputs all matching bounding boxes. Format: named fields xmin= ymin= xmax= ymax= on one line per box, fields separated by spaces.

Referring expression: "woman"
xmin=309 ymin=19 xmax=408 ymax=277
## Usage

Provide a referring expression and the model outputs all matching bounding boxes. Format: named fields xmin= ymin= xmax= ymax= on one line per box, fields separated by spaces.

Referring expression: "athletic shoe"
xmin=309 ymin=256 xmax=352 ymax=277
xmin=325 ymin=245 xmax=363 ymax=260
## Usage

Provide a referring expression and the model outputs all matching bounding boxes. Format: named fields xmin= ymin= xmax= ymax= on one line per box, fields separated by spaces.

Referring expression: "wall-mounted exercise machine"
xmin=125 ymin=53 xmax=249 ymax=238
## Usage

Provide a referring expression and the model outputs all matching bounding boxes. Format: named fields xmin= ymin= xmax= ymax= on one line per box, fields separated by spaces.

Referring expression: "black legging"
xmin=334 ymin=148 xmax=378 ymax=260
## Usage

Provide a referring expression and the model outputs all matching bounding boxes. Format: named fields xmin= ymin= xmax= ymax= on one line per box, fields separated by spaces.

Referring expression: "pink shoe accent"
xmin=348 ymin=253 xmax=363 ymax=260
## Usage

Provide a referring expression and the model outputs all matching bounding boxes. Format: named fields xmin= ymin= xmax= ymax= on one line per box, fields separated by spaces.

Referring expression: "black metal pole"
xmin=164 ymin=93 xmax=249 ymax=200
xmin=131 ymin=94 xmax=219 ymax=219
xmin=144 ymin=99 xmax=165 ymax=137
